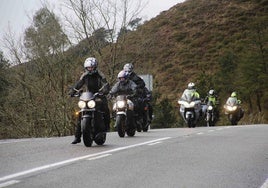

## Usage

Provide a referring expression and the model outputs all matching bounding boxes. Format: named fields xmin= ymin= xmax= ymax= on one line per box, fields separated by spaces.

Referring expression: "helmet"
xmin=209 ymin=89 xmax=215 ymax=96
xmin=117 ymin=70 xmax=128 ymax=84
xmin=231 ymin=92 xmax=237 ymax=97
xmin=123 ymin=63 xmax=134 ymax=74
xmin=187 ymin=82 xmax=195 ymax=89
xmin=84 ymin=57 xmax=98 ymax=74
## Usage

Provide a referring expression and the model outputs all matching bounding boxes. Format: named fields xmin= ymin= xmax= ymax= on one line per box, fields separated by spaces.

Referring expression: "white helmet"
xmin=84 ymin=57 xmax=98 ymax=74
xmin=188 ymin=82 xmax=195 ymax=89
xmin=117 ymin=70 xmax=128 ymax=84
xmin=123 ymin=63 xmax=134 ymax=74
xmin=209 ymin=89 xmax=215 ymax=96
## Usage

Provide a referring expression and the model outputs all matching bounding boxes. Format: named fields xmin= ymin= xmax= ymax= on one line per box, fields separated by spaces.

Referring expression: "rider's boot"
xmin=71 ymin=137 xmax=81 ymax=144
xmin=71 ymin=118 xmax=82 ymax=144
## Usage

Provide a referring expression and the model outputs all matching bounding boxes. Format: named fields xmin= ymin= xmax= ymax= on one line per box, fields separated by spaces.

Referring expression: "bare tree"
xmin=1 ymin=6 xmax=74 ymax=138
xmin=62 ymin=0 xmax=147 ymax=82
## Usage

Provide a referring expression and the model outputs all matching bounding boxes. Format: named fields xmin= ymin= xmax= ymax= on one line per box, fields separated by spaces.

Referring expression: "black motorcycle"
xmin=205 ymin=101 xmax=217 ymax=127
xmin=136 ymin=96 xmax=151 ymax=132
xmin=74 ymin=91 xmax=106 ymax=147
xmin=112 ymin=95 xmax=136 ymax=137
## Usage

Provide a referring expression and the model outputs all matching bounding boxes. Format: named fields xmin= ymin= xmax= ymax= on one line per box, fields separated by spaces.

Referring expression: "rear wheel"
xmin=142 ymin=125 xmax=149 ymax=132
xmin=95 ymin=133 xmax=106 ymax=145
xmin=126 ymin=129 xmax=136 ymax=137
xmin=116 ymin=115 xmax=126 ymax=137
xmin=136 ymin=115 xmax=143 ymax=132
xmin=142 ymin=110 xmax=150 ymax=132
xmin=81 ymin=118 xmax=94 ymax=147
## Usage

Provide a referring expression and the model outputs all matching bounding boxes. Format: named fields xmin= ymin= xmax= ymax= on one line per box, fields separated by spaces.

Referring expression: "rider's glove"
xmin=68 ymin=89 xmax=76 ymax=97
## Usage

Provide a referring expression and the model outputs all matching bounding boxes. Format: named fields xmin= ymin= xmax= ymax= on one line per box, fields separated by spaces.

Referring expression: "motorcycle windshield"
xmin=80 ymin=92 xmax=94 ymax=101
xmin=182 ymin=91 xmax=194 ymax=102
xmin=116 ymin=95 xmax=127 ymax=101
xmin=226 ymin=98 xmax=237 ymax=106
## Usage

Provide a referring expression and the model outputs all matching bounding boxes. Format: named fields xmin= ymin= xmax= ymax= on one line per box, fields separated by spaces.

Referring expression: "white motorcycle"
xmin=224 ymin=98 xmax=243 ymax=125
xmin=112 ymin=95 xmax=136 ymax=137
xmin=178 ymin=93 xmax=202 ymax=128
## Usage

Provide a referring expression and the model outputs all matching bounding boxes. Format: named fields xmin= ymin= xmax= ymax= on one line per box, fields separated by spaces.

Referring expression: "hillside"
xmin=1 ymin=0 xmax=267 ymax=139
xmin=114 ymin=0 xmax=268 ymax=123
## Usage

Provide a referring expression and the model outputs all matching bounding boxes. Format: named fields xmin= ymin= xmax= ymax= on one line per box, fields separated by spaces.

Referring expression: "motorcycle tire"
xmin=116 ymin=114 xmax=126 ymax=137
xmin=136 ymin=116 xmax=143 ymax=132
xmin=142 ymin=111 xmax=150 ymax=132
xmin=229 ymin=114 xmax=238 ymax=125
xmin=126 ymin=128 xmax=136 ymax=137
xmin=187 ymin=119 xmax=195 ymax=128
xmin=94 ymin=133 xmax=106 ymax=145
xmin=81 ymin=118 xmax=94 ymax=147
xmin=142 ymin=125 xmax=149 ymax=132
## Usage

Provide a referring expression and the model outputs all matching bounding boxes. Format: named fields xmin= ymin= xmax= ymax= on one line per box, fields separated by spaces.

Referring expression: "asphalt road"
xmin=0 ymin=124 xmax=268 ymax=188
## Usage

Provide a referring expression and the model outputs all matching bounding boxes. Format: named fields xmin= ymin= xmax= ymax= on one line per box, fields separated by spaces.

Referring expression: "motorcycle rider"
xmin=123 ymin=63 xmax=153 ymax=122
xmin=181 ymin=82 xmax=202 ymax=116
xmin=226 ymin=91 xmax=244 ymax=120
xmin=203 ymin=89 xmax=219 ymax=120
xmin=178 ymin=82 xmax=202 ymax=127
xmin=109 ymin=70 xmax=137 ymax=129
xmin=69 ymin=57 xmax=110 ymax=144
xmin=109 ymin=70 xmax=137 ymax=99
xmin=181 ymin=82 xmax=200 ymax=101
xmin=204 ymin=89 xmax=217 ymax=105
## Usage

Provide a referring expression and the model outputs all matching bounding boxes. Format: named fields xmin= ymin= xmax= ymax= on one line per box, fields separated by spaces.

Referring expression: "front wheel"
xmin=126 ymin=128 xmax=136 ymax=137
xmin=207 ymin=120 xmax=215 ymax=127
xmin=206 ymin=113 xmax=215 ymax=127
xmin=81 ymin=117 xmax=94 ymax=147
xmin=229 ymin=114 xmax=238 ymax=125
xmin=116 ymin=114 xmax=126 ymax=137
xmin=187 ymin=118 xmax=195 ymax=128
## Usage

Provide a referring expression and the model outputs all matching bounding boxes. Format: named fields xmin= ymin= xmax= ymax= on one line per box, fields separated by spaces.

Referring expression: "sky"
xmin=0 ymin=0 xmax=185 ymax=54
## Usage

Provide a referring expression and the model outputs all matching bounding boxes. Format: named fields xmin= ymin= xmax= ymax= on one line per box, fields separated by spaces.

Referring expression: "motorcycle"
xmin=112 ymin=95 xmax=136 ymax=137
xmin=74 ymin=91 xmax=106 ymax=147
xmin=223 ymin=99 xmax=242 ymax=125
xmin=178 ymin=93 xmax=202 ymax=128
xmin=137 ymin=96 xmax=151 ymax=132
xmin=205 ymin=101 xmax=217 ymax=127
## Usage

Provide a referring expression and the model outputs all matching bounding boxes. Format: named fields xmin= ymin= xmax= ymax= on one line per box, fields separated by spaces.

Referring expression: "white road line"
xmin=0 ymin=138 xmax=52 ymax=145
xmin=197 ymin=132 xmax=204 ymax=135
xmin=0 ymin=137 xmax=171 ymax=182
xmin=86 ymin=154 xmax=112 ymax=161
xmin=208 ymin=130 xmax=215 ymax=132
xmin=0 ymin=180 xmax=20 ymax=188
xmin=260 ymin=178 xmax=268 ymax=188
xmin=147 ymin=141 xmax=162 ymax=146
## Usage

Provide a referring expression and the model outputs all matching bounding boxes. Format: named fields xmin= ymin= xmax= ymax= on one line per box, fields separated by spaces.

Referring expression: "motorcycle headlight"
xmin=189 ymin=101 xmax=195 ymax=108
xmin=226 ymin=105 xmax=237 ymax=111
xmin=87 ymin=100 xmax=96 ymax=108
xmin=231 ymin=106 xmax=237 ymax=111
xmin=208 ymin=106 xmax=213 ymax=110
xmin=78 ymin=101 xmax=86 ymax=109
xmin=74 ymin=111 xmax=80 ymax=117
xmin=117 ymin=101 xmax=126 ymax=108
xmin=184 ymin=101 xmax=195 ymax=108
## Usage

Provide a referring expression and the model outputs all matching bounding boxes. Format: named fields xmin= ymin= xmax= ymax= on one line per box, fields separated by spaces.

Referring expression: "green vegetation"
xmin=0 ymin=0 xmax=267 ymax=138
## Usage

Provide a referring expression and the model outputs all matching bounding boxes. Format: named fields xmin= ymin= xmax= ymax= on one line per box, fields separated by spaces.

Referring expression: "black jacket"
xmin=128 ymin=72 xmax=145 ymax=89
xmin=73 ymin=70 xmax=110 ymax=94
